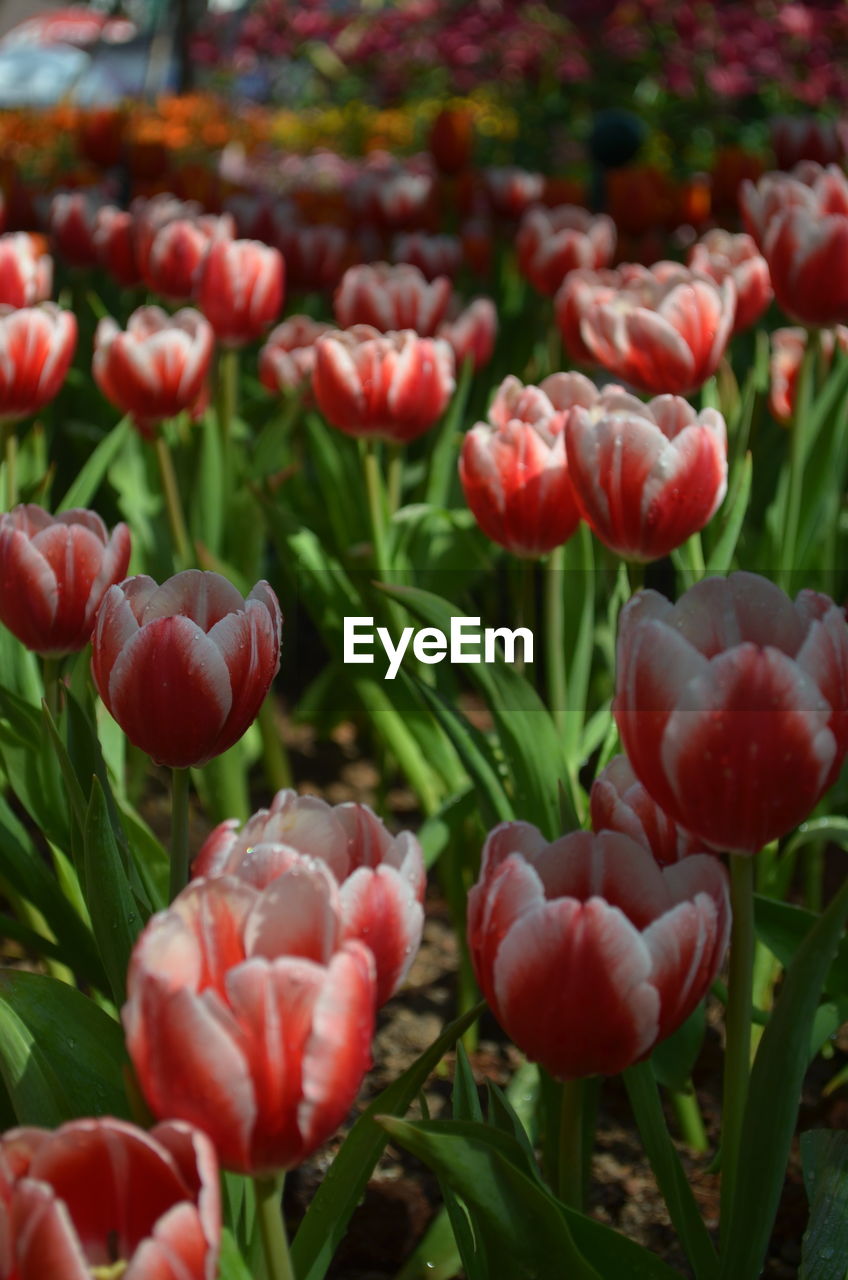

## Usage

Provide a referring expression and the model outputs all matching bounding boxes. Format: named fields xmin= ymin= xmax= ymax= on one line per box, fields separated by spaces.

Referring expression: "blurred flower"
xmin=467 ymin=821 xmax=729 ymax=1079
xmin=614 ymin=573 xmax=848 ymax=853
xmin=92 ymin=570 xmax=281 ymax=768
xmin=437 ymin=296 xmax=497 ymax=371
xmin=0 ymin=303 xmax=77 ymax=422
xmin=761 ymin=186 xmax=848 ymax=326
xmin=483 ymin=165 xmax=545 ymax=219
xmin=93 ymin=205 xmax=142 ymax=288
xmin=770 ymin=115 xmax=844 ymax=171
xmin=194 ymin=789 xmax=426 ymax=1006
xmin=275 ymin=220 xmax=357 ymax=294
xmin=428 ymin=105 xmax=474 ymax=175
xmin=124 ymin=871 xmax=375 ymax=1174
xmin=687 ymin=229 xmax=772 ymax=333
xmin=143 ymin=215 xmax=233 ymax=303
xmin=590 ymin=755 xmax=702 ymax=866
xmin=196 ymin=237 xmax=285 ymax=347
xmin=93 ymin=306 xmax=214 ymax=438
xmin=259 ymin=315 xmax=336 ymax=395
xmin=392 ymin=232 xmax=463 ymax=280
xmin=769 ymin=324 xmax=848 ymax=423
xmin=48 ymin=189 xmax=105 ymax=268
xmin=0 ymin=1116 xmax=220 ymax=1280
xmin=0 ymin=233 xmax=52 ymax=308
xmin=516 ymin=204 xmax=616 ymax=296
xmin=334 ymin=262 xmax=452 ymax=336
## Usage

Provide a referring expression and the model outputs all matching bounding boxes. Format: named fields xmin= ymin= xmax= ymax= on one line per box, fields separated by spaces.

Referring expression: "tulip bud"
xmin=196 ymin=237 xmax=285 ymax=347
xmin=0 ymin=303 xmax=77 ymax=422
xmin=517 ymin=204 xmax=616 ymax=297
xmin=0 ymin=233 xmax=52 ymax=308
xmin=333 ymin=262 xmax=452 ymax=337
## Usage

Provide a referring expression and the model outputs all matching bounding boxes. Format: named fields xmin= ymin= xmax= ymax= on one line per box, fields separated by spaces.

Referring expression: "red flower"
xmin=93 ymin=306 xmax=214 ymax=438
xmin=196 ymin=237 xmax=285 ymax=347
xmin=565 ymin=391 xmax=727 ymax=562
xmin=392 ymin=232 xmax=463 ymax=281
xmin=313 ymin=325 xmax=455 ymax=444
xmin=763 ymin=204 xmax=848 ymax=326
xmin=459 ymin=372 xmax=591 ymax=557
xmin=614 ymin=573 xmax=848 ymax=853
xmin=590 ymin=754 xmax=701 ymax=866
xmin=0 ymin=505 xmax=130 ymax=656
xmin=48 ymin=190 xmax=104 ymax=268
xmin=483 ymin=166 xmax=545 ymax=219
xmin=131 ymin=194 xmax=202 ymax=279
xmin=193 ymin=789 xmax=426 ymax=1006
xmin=274 ymin=221 xmax=357 ymax=293
xmin=688 ymin=230 xmax=773 ymax=333
xmin=769 ymin=325 xmax=848 ymax=424
xmin=93 ymin=206 xmax=141 ymax=288
xmin=0 ymin=1117 xmax=220 ymax=1280
xmin=333 ymin=262 xmax=452 ymax=337
xmin=92 ymin=570 xmax=281 ymax=768
xmin=437 ymin=296 xmax=497 ymax=371
xmin=770 ymin=115 xmax=843 ymax=171
xmin=143 ymin=216 xmax=232 ymax=303
xmin=428 ymin=106 xmax=474 ymax=175
xmin=0 ymin=304 xmax=77 ymax=423
xmin=517 ymin=204 xmax=616 ymax=297
xmin=467 ymin=821 xmax=729 ymax=1079
xmin=0 ymin=234 xmax=52 ymax=308
xmin=123 ymin=872 xmax=376 ymax=1174
xmin=739 ymin=163 xmax=848 ymax=249
xmin=259 ymin=315 xmax=335 ymax=394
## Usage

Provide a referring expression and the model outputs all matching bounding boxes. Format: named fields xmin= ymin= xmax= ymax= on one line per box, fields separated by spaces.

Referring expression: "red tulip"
xmin=0 ymin=234 xmax=52 ymax=308
xmin=334 ymin=263 xmax=452 ymax=337
xmin=48 ymin=190 xmax=104 ymax=268
xmin=467 ymin=821 xmax=729 ymax=1079
xmin=763 ymin=204 xmax=848 ymax=326
xmin=565 ymin=391 xmax=727 ymax=561
xmin=131 ymin=193 xmax=202 ymax=279
xmin=429 ymin=106 xmax=474 ymax=175
xmin=0 ymin=1117 xmax=220 ymax=1280
xmin=0 ymin=505 xmax=130 ymax=656
xmin=0 ymin=303 xmax=77 ymax=423
xmin=769 ymin=325 xmax=848 ymax=424
xmin=614 ymin=573 xmax=848 ymax=853
xmin=259 ymin=315 xmax=335 ymax=394
xmin=483 ymin=166 xmax=545 ymax=219
xmin=93 ymin=306 xmax=214 ymax=438
xmin=437 ymin=297 xmax=497 ymax=372
xmin=123 ymin=872 xmax=376 ymax=1174
xmin=740 ymin=162 xmax=848 ymax=249
xmin=459 ymin=372 xmax=592 ymax=557
xmin=274 ymin=221 xmax=356 ymax=293
xmin=313 ymin=325 xmax=455 ymax=444
xmin=392 ymin=232 xmax=463 ymax=281
xmin=144 ymin=216 xmax=232 ymax=303
xmin=93 ymin=206 xmax=141 ymax=288
xmin=517 ymin=204 xmax=616 ymax=296
xmin=196 ymin=237 xmax=285 ymax=347
xmin=92 ymin=570 xmax=282 ymax=768
xmin=687 ymin=230 xmax=773 ymax=333
xmin=193 ymin=789 xmax=426 ymax=1005
xmin=770 ymin=115 xmax=843 ymax=171
xmin=370 ymin=169 xmax=437 ymax=232
xmin=590 ymin=754 xmax=701 ymax=866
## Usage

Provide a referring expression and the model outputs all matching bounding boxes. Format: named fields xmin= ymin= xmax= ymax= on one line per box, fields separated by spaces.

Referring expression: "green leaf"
xmin=0 ymin=970 xmax=130 ymax=1123
xmin=290 ymin=1002 xmax=483 ymax=1280
xmin=800 ymin=1130 xmax=848 ymax=1280
xmin=192 ymin=410 xmax=225 ymax=556
xmin=217 ymin=1227 xmax=255 ymax=1280
xmin=651 ymin=1003 xmax=707 ymax=1093
xmin=0 ymin=685 xmax=71 ymax=850
xmin=753 ymin=895 xmax=848 ymax=998
xmin=83 ymin=779 xmax=144 ymax=1007
xmin=706 ymin=451 xmax=752 ymax=573
xmin=424 ymin=353 xmax=474 ymax=509
xmin=56 ymin=417 xmax=131 ymax=512
xmin=720 ymin=874 xmax=848 ymax=1279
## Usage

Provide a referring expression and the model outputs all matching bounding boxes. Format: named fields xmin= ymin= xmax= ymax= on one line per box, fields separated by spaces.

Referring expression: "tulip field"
xmin=0 ymin=2 xmax=847 ymax=1277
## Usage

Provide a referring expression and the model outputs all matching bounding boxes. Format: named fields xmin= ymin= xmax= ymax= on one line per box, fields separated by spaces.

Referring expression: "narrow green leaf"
xmin=83 ymin=779 xmax=144 ymax=1007
xmin=707 ymin=451 xmax=752 ymax=572
xmin=753 ymin=895 xmax=848 ymax=998
xmin=800 ymin=1130 xmax=848 ymax=1280
xmin=217 ymin=1227 xmax=255 ymax=1280
xmin=651 ymin=1003 xmax=707 ymax=1093
xmin=394 ymin=1206 xmax=462 ymax=1280
xmin=192 ymin=410 xmax=225 ymax=556
xmin=424 ymin=354 xmax=473 ymax=508
xmin=56 ymin=417 xmax=131 ymax=512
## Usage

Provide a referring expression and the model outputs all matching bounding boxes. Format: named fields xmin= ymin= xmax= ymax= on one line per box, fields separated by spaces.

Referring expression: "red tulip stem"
xmin=169 ymin=767 xmax=191 ymax=903
xmin=254 ymin=1173 xmax=295 ymax=1280
xmin=720 ymin=852 xmax=757 ymax=1244
xmin=155 ymin=434 xmax=193 ymax=570
xmin=2 ymin=424 xmax=17 ymax=511
xmin=557 ymin=1077 xmax=584 ymax=1209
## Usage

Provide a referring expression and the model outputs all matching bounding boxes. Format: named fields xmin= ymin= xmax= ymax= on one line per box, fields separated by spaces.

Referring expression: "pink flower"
xmin=93 ymin=205 xmax=141 ymax=288
xmin=517 ymin=204 xmax=616 ymax=296
xmin=333 ymin=262 xmax=452 ymax=337
xmin=483 ymin=166 xmax=545 ymax=219
xmin=763 ymin=201 xmax=848 ymax=326
xmin=590 ymin=755 xmax=702 ymax=866
xmin=193 ymin=789 xmax=425 ymax=1005
xmin=0 ymin=234 xmax=52 ymax=308
xmin=437 ymin=296 xmax=497 ymax=371
xmin=687 ymin=230 xmax=773 ymax=333
xmin=467 ymin=821 xmax=729 ymax=1079
xmin=143 ymin=215 xmax=232 ymax=303
xmin=769 ymin=325 xmax=848 ymax=424
xmin=259 ymin=315 xmax=336 ymax=394
xmin=0 ymin=303 xmax=77 ymax=422
xmin=48 ymin=189 xmax=105 ymax=268
xmin=196 ymin=237 xmax=285 ymax=347
xmin=392 ymin=232 xmax=463 ymax=281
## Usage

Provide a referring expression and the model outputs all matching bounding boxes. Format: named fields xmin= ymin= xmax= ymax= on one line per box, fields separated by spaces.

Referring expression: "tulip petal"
xmin=339 ymin=865 xmax=424 ymax=1004
xmin=243 ymin=862 xmax=341 ymax=963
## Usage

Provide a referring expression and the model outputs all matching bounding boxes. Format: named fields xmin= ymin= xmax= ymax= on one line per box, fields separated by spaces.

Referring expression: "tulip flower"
xmin=459 ymin=372 xmax=593 ymax=557
xmin=313 ymin=325 xmax=455 ymax=443
xmin=0 ymin=1116 xmax=220 ymax=1280
xmin=467 ymin=821 xmax=729 ymax=1079
xmin=614 ymin=573 xmax=848 ymax=853
xmin=564 ymin=391 xmax=728 ymax=562
xmin=275 ymin=221 xmax=356 ymax=293
xmin=392 ymin=232 xmax=463 ymax=281
xmin=437 ymin=297 xmax=498 ymax=372
xmin=131 ymin=193 xmax=203 ymax=280
xmin=770 ymin=115 xmax=843 ymax=172
xmin=196 ymin=237 xmax=285 ymax=347
xmin=688 ymin=230 xmax=773 ymax=333
xmin=483 ymin=165 xmax=545 ymax=219
xmin=48 ymin=189 xmax=104 ymax=268
xmin=517 ymin=204 xmax=616 ymax=296
xmin=91 ymin=569 xmax=281 ymax=769
xmin=763 ymin=204 xmax=848 ymax=326
xmin=333 ymin=262 xmax=452 ymax=337
xmin=194 ymin=789 xmax=426 ymax=1006
xmin=0 ymin=233 xmax=52 ymax=308
xmin=93 ymin=306 xmax=214 ymax=437
xmin=590 ymin=755 xmax=701 ymax=866
xmin=428 ymin=105 xmax=474 ymax=175
xmin=769 ymin=325 xmax=848 ymax=424
xmin=93 ymin=205 xmax=142 ymax=287
xmin=123 ymin=871 xmax=376 ymax=1174
xmin=0 ymin=505 xmax=130 ymax=656
xmin=143 ymin=216 xmax=230 ymax=303
xmin=259 ymin=315 xmax=335 ymax=395
xmin=740 ymin=162 xmax=848 ymax=249
xmin=0 ymin=303 xmax=77 ymax=423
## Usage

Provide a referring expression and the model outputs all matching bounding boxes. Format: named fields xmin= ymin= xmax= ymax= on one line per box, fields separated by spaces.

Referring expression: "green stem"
xmin=257 ymin=698 xmax=293 ymax=793
xmin=779 ymin=333 xmax=818 ymax=592
xmin=557 ymin=1077 xmax=584 ymax=1209
xmin=545 ymin=544 xmax=567 ymax=732
xmin=155 ymin=433 xmax=193 ymax=569
xmin=670 ymin=1083 xmax=708 ymax=1154
xmin=720 ymin=852 xmax=757 ymax=1244
xmin=3 ymin=423 xmax=17 ymax=510
xmin=169 ymin=767 xmax=191 ymax=902
xmin=216 ymin=346 xmax=240 ymax=468
xmin=362 ymin=439 xmax=389 ymax=573
xmin=386 ymin=444 xmax=403 ymax=516
xmin=42 ymin=656 xmax=62 ymax=720
xmin=626 ymin=559 xmax=644 ymax=597
xmin=255 ymin=1173 xmax=295 ymax=1280
xmin=623 ymin=1061 xmax=719 ymax=1280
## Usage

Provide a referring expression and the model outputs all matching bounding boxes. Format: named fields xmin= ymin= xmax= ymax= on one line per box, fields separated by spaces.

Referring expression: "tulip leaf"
xmin=394 ymin=1205 xmax=462 ymax=1280
xmin=218 ymin=1227 xmax=254 ymax=1280
xmin=0 ymin=970 xmax=130 ymax=1124
xmin=424 ymin=352 xmax=473 ymax=509
xmin=192 ymin=409 xmax=224 ymax=557
xmin=0 ymin=685 xmax=71 ymax=851
xmin=83 ymin=778 xmax=144 ymax=1007
xmin=56 ymin=416 xmax=131 ymax=512
xmin=290 ymin=1001 xmax=483 ymax=1280
xmin=706 ymin=451 xmax=752 ymax=573
xmin=720 ymin=873 xmax=848 ymax=1280
xmin=799 ymin=1130 xmax=848 ymax=1280
xmin=753 ymin=895 xmax=848 ymax=999
xmin=651 ymin=1003 xmax=707 ymax=1092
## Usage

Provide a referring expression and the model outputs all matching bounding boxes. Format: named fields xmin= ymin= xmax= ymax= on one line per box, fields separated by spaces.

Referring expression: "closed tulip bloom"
xmin=517 ymin=204 xmax=617 ymax=296
xmin=194 ymin=789 xmax=426 ymax=1005
xmin=48 ymin=190 xmax=104 ymax=268
xmin=92 ymin=570 xmax=282 ymax=768
xmin=334 ymin=263 xmax=452 ymax=337
xmin=688 ymin=230 xmax=773 ymax=333
xmin=770 ymin=116 xmax=844 ymax=173
xmin=131 ymin=194 xmax=203 ymax=279
xmin=590 ymin=755 xmax=701 ymax=866
xmin=0 ymin=234 xmax=52 ymax=308
xmin=437 ymin=297 xmax=498 ymax=371
xmin=259 ymin=316 xmax=335 ymax=394
xmin=468 ymin=822 xmax=729 ymax=1079
xmin=483 ymin=166 xmax=545 ymax=219
xmin=763 ymin=204 xmax=848 ymax=326
xmin=313 ymin=325 xmax=455 ymax=443
xmin=93 ymin=205 xmax=141 ymax=287
xmin=144 ymin=216 xmax=230 ymax=303
xmin=614 ymin=573 xmax=848 ymax=853
xmin=93 ymin=306 xmax=214 ymax=437
xmin=769 ymin=325 xmax=848 ymax=424
xmin=123 ymin=871 xmax=376 ymax=1174
xmin=0 ymin=1117 xmax=220 ymax=1280
xmin=275 ymin=221 xmax=356 ymax=293
xmin=740 ymin=163 xmax=848 ymax=248
xmin=0 ymin=505 xmax=130 ymax=656
xmin=196 ymin=237 xmax=285 ymax=347
xmin=0 ymin=303 xmax=77 ymax=422
xmin=565 ymin=392 xmax=727 ymax=561
xmin=392 ymin=232 xmax=463 ymax=281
